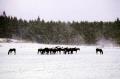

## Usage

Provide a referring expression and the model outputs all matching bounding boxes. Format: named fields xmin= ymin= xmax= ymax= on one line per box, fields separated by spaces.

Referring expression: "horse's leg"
xmin=98 ymin=51 xmax=100 ymax=54
xmin=9 ymin=50 xmax=12 ymax=55
xmin=71 ymin=50 xmax=73 ymax=54
xmin=38 ymin=50 xmax=39 ymax=54
xmin=14 ymin=50 xmax=16 ymax=55
xmin=8 ymin=51 xmax=10 ymax=55
xmin=48 ymin=50 xmax=50 ymax=55
xmin=99 ymin=50 xmax=102 ymax=55
xmin=75 ymin=50 xmax=77 ymax=53
xmin=99 ymin=51 xmax=101 ymax=55
xmin=40 ymin=51 xmax=42 ymax=55
xmin=42 ymin=50 xmax=44 ymax=55
xmin=43 ymin=50 xmax=45 ymax=55
xmin=96 ymin=51 xmax=98 ymax=55
xmin=101 ymin=50 xmax=103 ymax=55
xmin=41 ymin=50 xmax=43 ymax=55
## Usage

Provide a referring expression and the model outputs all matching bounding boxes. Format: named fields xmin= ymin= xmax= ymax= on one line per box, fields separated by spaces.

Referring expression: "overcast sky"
xmin=0 ymin=0 xmax=120 ymax=21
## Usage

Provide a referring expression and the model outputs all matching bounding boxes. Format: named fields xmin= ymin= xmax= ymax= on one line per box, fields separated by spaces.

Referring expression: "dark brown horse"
xmin=96 ymin=48 xmax=103 ymax=55
xmin=8 ymin=48 xmax=16 ymax=55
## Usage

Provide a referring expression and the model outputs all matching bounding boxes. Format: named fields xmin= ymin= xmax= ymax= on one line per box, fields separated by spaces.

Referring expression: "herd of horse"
xmin=38 ymin=47 xmax=80 ymax=55
xmin=8 ymin=47 xmax=103 ymax=55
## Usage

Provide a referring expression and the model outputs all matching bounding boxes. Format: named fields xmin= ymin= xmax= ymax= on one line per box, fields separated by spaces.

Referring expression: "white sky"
xmin=0 ymin=0 xmax=120 ymax=21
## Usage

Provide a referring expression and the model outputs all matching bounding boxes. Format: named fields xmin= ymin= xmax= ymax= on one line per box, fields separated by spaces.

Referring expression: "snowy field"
xmin=0 ymin=43 xmax=120 ymax=79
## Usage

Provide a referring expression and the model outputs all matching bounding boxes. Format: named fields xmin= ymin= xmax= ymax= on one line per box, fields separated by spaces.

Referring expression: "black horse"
xmin=96 ymin=48 xmax=103 ymax=55
xmin=8 ymin=48 xmax=16 ymax=55
xmin=73 ymin=47 xmax=80 ymax=53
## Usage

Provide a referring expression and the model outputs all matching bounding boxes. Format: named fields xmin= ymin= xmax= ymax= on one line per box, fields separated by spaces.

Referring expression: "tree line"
xmin=0 ymin=11 xmax=120 ymax=45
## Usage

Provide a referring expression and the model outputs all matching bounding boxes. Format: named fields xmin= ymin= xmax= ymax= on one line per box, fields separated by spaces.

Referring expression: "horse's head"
xmin=76 ymin=48 xmax=80 ymax=50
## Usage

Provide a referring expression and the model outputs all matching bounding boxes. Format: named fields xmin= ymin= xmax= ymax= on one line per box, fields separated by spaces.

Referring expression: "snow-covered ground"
xmin=0 ymin=43 xmax=120 ymax=79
